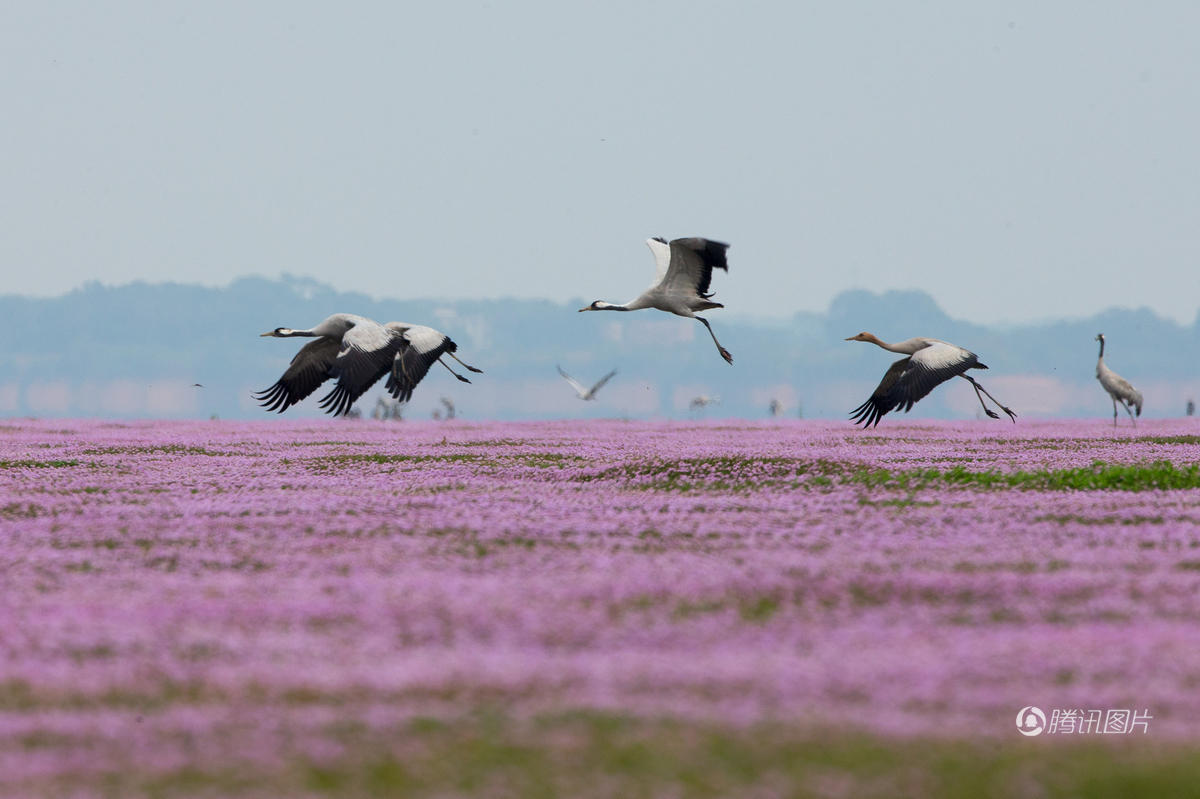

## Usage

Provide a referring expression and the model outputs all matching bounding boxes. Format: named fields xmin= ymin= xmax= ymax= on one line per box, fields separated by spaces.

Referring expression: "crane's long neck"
xmin=866 ymin=334 xmax=921 ymax=354
xmin=1097 ymin=337 xmax=1106 ymax=360
xmin=876 ymin=339 xmax=906 ymax=354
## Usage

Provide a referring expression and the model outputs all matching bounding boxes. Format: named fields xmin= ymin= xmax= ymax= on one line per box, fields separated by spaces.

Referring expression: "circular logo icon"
xmin=1016 ymin=706 xmax=1046 ymax=736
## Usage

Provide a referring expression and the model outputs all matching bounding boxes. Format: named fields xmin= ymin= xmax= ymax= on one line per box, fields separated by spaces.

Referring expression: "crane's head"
xmin=1095 ymin=333 xmax=1105 ymax=342
xmin=579 ymin=301 xmax=614 ymax=312
xmin=260 ymin=327 xmax=292 ymax=337
xmin=844 ymin=332 xmax=880 ymax=344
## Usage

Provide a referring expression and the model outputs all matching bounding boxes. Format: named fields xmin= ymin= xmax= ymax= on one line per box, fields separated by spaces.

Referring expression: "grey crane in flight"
xmin=255 ymin=314 xmax=481 ymax=416
xmin=556 ymin=365 xmax=617 ymax=401
xmin=1095 ymin=333 xmax=1142 ymax=427
xmin=845 ymin=332 xmax=1017 ymax=428
xmin=579 ymin=237 xmax=734 ymax=364
xmin=383 ymin=323 xmax=482 ymax=404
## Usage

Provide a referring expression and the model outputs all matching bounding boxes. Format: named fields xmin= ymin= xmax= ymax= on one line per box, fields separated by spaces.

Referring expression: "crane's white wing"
xmin=318 ymin=322 xmax=405 ymax=416
xmin=386 ymin=325 xmax=456 ymax=403
xmin=645 ymin=237 xmax=673 ymax=289
xmin=339 ymin=319 xmax=396 ymax=357
xmin=254 ymin=336 xmax=341 ymax=413
xmin=850 ymin=343 xmax=979 ymax=427
xmin=400 ymin=325 xmax=447 ymax=355
xmin=556 ymin=365 xmax=589 ymax=397
xmin=588 ymin=369 xmax=617 ymax=395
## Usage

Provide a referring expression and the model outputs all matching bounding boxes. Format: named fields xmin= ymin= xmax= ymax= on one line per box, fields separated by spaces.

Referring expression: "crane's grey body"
xmin=846 ymin=332 xmax=1017 ymax=428
xmin=255 ymin=313 xmax=481 ymax=416
xmin=579 ymin=236 xmax=734 ymax=364
xmin=557 ymin=365 xmax=617 ymax=400
xmin=1095 ymin=333 xmax=1142 ymax=427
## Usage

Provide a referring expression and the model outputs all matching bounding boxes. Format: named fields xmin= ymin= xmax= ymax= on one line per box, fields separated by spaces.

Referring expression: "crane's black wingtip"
xmin=849 ymin=398 xmax=887 ymax=429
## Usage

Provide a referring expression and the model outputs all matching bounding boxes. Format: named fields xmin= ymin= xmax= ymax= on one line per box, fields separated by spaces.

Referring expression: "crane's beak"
xmin=844 ymin=335 xmax=856 ymax=341
xmin=577 ymin=307 xmax=588 ymax=313
xmin=260 ymin=331 xmax=275 ymax=337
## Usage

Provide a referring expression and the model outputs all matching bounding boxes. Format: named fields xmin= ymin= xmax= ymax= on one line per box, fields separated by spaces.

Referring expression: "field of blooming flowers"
xmin=3 ymin=417 xmax=1200 ymax=798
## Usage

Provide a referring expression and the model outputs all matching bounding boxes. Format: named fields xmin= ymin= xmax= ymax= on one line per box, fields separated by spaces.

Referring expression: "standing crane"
xmin=1095 ymin=333 xmax=1142 ymax=427
xmin=579 ymin=237 xmax=734 ymax=364
xmin=845 ymin=332 xmax=1017 ymax=427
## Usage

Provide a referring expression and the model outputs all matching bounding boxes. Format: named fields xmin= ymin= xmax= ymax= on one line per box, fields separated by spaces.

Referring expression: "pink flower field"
xmin=3 ymin=418 xmax=1200 ymax=797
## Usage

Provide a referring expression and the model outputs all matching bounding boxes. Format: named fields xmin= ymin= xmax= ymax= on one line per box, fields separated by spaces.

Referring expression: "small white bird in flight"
xmin=557 ymin=365 xmax=617 ymax=401
xmin=846 ymin=332 xmax=1016 ymax=427
xmin=1095 ymin=333 xmax=1142 ymax=427
xmin=255 ymin=314 xmax=481 ymax=416
xmin=579 ymin=237 xmax=734 ymax=364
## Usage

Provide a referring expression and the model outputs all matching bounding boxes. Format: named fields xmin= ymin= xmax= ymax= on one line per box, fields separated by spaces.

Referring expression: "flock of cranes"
xmin=255 ymin=315 xmax=481 ymax=419
xmin=256 ymin=236 xmax=1149 ymax=427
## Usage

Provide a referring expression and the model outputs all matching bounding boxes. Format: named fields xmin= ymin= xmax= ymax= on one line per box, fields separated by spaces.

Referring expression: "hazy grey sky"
xmin=3 ymin=2 xmax=1198 ymax=324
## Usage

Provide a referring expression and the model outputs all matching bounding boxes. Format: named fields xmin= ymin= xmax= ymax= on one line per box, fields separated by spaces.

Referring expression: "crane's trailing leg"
xmin=1114 ymin=398 xmax=1137 ymax=428
xmin=966 ymin=379 xmax=1000 ymax=419
xmin=697 ymin=317 xmax=733 ymax=365
xmin=961 ymin=375 xmax=1017 ymax=423
xmin=448 ymin=353 xmax=484 ymax=374
xmin=438 ymin=359 xmax=472 ymax=384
